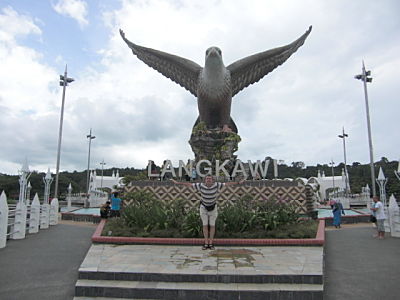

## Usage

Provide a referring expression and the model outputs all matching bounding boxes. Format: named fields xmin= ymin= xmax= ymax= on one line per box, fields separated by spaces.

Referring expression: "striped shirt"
xmin=193 ymin=182 xmax=225 ymax=207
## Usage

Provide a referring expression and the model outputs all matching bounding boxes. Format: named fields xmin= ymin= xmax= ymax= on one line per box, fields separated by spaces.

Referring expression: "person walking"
xmin=370 ymin=196 xmax=386 ymax=239
xmin=171 ymin=175 xmax=245 ymax=250
xmin=332 ymin=200 xmax=345 ymax=228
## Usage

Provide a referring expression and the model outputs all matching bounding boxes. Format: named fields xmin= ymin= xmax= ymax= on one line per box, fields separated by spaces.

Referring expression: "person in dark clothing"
xmin=100 ymin=201 xmax=111 ymax=219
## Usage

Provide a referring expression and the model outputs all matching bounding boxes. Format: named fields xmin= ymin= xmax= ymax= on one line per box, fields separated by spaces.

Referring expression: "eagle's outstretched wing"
xmin=227 ymin=26 xmax=312 ymax=97
xmin=120 ymin=29 xmax=202 ymax=97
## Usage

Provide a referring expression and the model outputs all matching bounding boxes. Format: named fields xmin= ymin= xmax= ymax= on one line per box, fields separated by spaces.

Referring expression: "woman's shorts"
xmin=199 ymin=205 xmax=218 ymax=226
xmin=376 ymin=219 xmax=385 ymax=232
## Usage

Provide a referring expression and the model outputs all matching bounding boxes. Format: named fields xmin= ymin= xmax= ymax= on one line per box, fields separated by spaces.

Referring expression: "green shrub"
xmin=106 ymin=192 xmax=313 ymax=239
xmin=218 ymin=200 xmax=256 ymax=233
xmin=166 ymin=198 xmax=186 ymax=229
xmin=181 ymin=208 xmax=201 ymax=237
xmin=102 ymin=217 xmax=135 ymax=237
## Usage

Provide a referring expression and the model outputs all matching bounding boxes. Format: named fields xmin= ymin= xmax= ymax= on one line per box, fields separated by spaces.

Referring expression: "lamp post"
xmin=54 ymin=65 xmax=74 ymax=199
xmin=338 ymin=127 xmax=349 ymax=198
xmin=355 ymin=62 xmax=376 ymax=197
xmin=329 ymin=160 xmax=335 ymax=197
xmin=85 ymin=129 xmax=96 ymax=208
xmin=67 ymin=183 xmax=72 ymax=211
xmin=26 ymin=181 xmax=32 ymax=206
xmin=376 ymin=167 xmax=388 ymax=207
xmin=43 ymin=168 xmax=53 ymax=205
xmin=100 ymin=159 xmax=106 ymax=189
xmin=18 ymin=159 xmax=31 ymax=204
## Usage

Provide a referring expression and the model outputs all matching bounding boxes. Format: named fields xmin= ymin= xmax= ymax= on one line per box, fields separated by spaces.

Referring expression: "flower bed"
xmin=92 ymin=219 xmax=325 ymax=246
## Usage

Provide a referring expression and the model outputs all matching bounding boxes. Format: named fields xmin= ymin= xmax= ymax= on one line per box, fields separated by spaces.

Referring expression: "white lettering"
xmin=215 ymin=160 xmax=230 ymax=177
xmin=148 ymin=159 xmax=275 ymax=179
xmin=178 ymin=160 xmax=192 ymax=178
xmin=273 ymin=159 xmax=278 ymax=178
xmin=259 ymin=159 xmax=270 ymax=178
xmin=160 ymin=160 xmax=176 ymax=178
xmin=147 ymin=160 xmax=159 ymax=178
xmin=196 ymin=160 xmax=212 ymax=177
xmin=232 ymin=159 xmax=247 ymax=179
xmin=247 ymin=159 xmax=269 ymax=179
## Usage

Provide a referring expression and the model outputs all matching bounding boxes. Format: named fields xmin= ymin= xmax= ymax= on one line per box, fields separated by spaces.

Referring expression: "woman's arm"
xmin=170 ymin=179 xmax=193 ymax=187
xmin=225 ymin=179 xmax=246 ymax=186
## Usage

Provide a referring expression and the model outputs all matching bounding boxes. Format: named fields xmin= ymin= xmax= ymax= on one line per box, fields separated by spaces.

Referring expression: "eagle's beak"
xmin=209 ymin=48 xmax=218 ymax=57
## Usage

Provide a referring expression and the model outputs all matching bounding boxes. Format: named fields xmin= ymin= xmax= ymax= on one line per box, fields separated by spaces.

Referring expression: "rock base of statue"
xmin=189 ymin=125 xmax=241 ymax=174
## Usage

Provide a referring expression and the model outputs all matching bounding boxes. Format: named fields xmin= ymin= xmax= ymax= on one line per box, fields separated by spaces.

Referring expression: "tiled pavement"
xmin=79 ymin=244 xmax=323 ymax=277
xmin=75 ymin=245 xmax=323 ymax=299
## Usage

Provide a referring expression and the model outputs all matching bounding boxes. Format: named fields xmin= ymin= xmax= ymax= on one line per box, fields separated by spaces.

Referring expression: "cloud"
xmin=52 ymin=0 xmax=89 ymax=27
xmin=0 ymin=7 xmax=60 ymax=174
xmin=0 ymin=0 xmax=399 ymax=176
xmin=0 ymin=6 xmax=42 ymax=40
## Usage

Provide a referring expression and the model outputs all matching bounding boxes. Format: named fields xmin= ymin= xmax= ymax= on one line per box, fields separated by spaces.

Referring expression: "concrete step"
xmin=74 ymin=297 xmax=156 ymax=300
xmin=75 ymin=279 xmax=323 ymax=300
xmin=78 ymin=270 xmax=322 ymax=284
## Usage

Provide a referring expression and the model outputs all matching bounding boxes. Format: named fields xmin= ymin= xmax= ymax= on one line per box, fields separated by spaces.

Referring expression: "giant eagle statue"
xmin=120 ymin=26 xmax=312 ymax=133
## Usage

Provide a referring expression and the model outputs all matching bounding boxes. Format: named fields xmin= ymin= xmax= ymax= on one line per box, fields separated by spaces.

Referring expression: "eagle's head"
xmin=205 ymin=47 xmax=224 ymax=68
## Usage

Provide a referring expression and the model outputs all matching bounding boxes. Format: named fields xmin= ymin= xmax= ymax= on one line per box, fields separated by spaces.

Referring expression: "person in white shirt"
xmin=370 ymin=196 xmax=386 ymax=239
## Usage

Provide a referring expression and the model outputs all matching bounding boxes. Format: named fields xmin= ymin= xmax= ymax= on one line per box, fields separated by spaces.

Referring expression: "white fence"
xmin=88 ymin=190 xmax=108 ymax=207
xmin=329 ymin=190 xmax=370 ymax=208
xmin=0 ymin=191 xmax=59 ymax=249
xmin=387 ymin=194 xmax=400 ymax=237
xmin=65 ymin=191 xmax=108 ymax=208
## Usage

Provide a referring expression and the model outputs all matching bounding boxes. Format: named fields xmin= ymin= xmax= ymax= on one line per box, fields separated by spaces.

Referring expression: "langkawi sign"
xmin=148 ymin=159 xmax=278 ymax=179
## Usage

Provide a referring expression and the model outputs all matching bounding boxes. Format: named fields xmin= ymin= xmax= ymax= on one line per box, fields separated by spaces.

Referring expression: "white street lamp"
xmin=85 ymin=129 xmax=96 ymax=208
xmin=376 ymin=167 xmax=388 ymax=207
xmin=18 ymin=159 xmax=31 ymax=204
xmin=338 ymin=127 xmax=349 ymax=198
xmin=100 ymin=159 xmax=106 ymax=189
xmin=26 ymin=181 xmax=32 ymax=206
xmin=355 ymin=62 xmax=376 ymax=196
xmin=67 ymin=183 xmax=73 ymax=211
xmin=329 ymin=160 xmax=336 ymax=197
xmin=54 ymin=65 xmax=74 ymax=199
xmin=43 ymin=168 xmax=53 ymax=205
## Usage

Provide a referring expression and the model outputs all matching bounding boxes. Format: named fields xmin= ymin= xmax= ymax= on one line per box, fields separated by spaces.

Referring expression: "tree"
xmin=291 ymin=161 xmax=305 ymax=169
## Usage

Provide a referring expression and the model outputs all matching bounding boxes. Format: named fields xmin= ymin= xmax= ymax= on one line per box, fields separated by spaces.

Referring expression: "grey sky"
xmin=0 ymin=0 xmax=399 ymax=175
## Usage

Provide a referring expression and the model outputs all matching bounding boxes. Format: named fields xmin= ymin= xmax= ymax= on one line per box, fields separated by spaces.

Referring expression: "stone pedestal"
xmin=189 ymin=125 xmax=241 ymax=174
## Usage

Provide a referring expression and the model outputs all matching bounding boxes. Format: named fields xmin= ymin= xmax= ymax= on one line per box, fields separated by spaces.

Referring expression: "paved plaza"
xmin=79 ymin=244 xmax=322 ymax=276
xmin=0 ymin=221 xmax=96 ymax=300
xmin=0 ymin=222 xmax=400 ymax=299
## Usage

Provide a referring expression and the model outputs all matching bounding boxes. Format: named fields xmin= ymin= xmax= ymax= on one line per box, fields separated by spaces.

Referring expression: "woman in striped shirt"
xmin=172 ymin=175 xmax=244 ymax=250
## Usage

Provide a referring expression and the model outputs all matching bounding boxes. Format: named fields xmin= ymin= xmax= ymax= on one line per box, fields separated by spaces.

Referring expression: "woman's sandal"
xmin=208 ymin=244 xmax=215 ymax=250
xmin=202 ymin=244 xmax=208 ymax=250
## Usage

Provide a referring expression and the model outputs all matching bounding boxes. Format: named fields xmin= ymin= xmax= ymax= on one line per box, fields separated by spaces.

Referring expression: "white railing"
xmin=88 ymin=190 xmax=108 ymax=207
xmin=328 ymin=189 xmax=370 ymax=209
xmin=0 ymin=191 xmax=59 ymax=249
xmin=388 ymin=194 xmax=400 ymax=237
